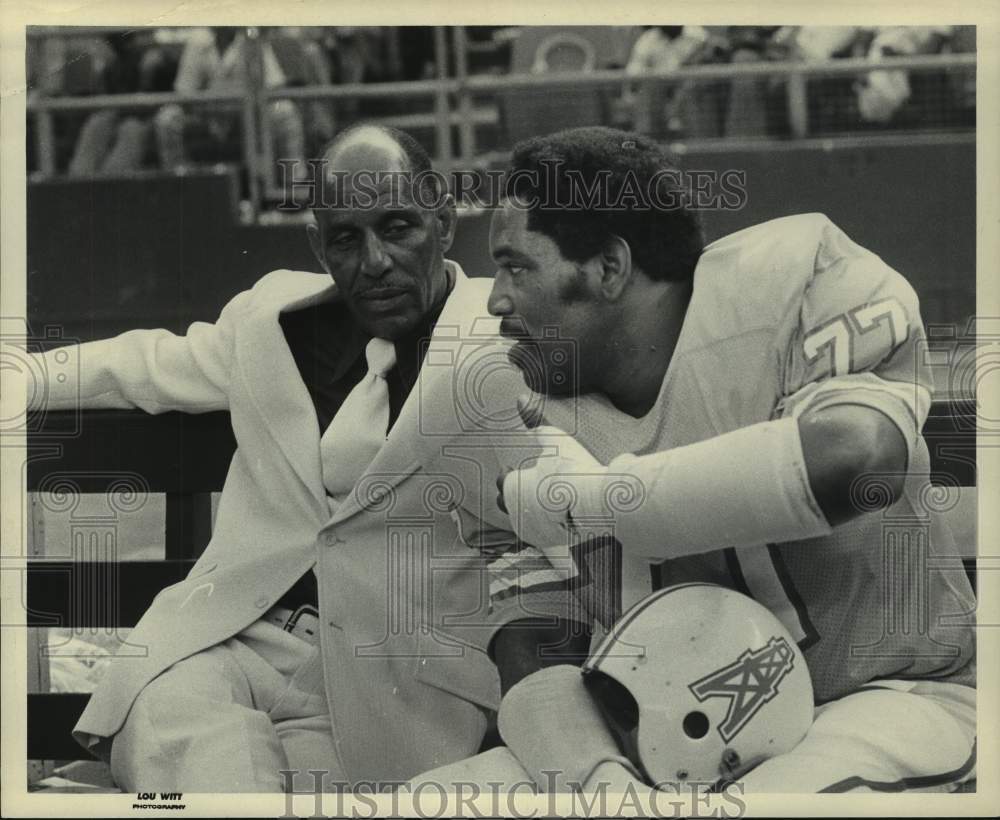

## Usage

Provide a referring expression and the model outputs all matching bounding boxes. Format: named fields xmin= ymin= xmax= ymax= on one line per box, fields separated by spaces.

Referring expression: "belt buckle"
xmin=285 ymin=604 xmax=319 ymax=644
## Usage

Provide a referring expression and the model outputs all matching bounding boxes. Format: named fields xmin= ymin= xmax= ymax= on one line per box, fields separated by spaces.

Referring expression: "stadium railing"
xmin=26 ymin=24 xmax=975 ymax=214
xmin=21 ymin=397 xmax=978 ymax=768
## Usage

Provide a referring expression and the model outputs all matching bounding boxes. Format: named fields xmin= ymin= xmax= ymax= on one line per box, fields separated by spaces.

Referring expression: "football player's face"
xmin=487 ymin=203 xmax=601 ymax=397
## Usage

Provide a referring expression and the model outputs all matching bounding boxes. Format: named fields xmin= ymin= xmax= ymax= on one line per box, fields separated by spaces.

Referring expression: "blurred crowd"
xmin=622 ymin=25 xmax=975 ymax=139
xmin=26 ymin=25 xmax=975 ymax=179
xmin=26 ymin=26 xmax=435 ymax=178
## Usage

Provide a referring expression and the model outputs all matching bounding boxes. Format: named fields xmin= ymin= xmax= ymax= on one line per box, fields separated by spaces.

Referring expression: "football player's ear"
xmin=597 ymin=234 xmax=633 ymax=301
xmin=306 ymin=221 xmax=331 ymax=276
xmin=435 ymin=191 xmax=458 ymax=254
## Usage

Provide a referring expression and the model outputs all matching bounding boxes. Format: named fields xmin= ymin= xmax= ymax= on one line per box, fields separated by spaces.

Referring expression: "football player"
xmin=426 ymin=127 xmax=976 ymax=794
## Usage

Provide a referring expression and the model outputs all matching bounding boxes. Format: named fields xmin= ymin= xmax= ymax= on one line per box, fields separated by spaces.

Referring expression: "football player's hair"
xmin=505 ymin=127 xmax=704 ymax=282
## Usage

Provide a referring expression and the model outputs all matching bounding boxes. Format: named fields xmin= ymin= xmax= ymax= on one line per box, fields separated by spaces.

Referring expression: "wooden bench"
xmin=24 ymin=400 xmax=977 ymax=766
xmin=26 ymin=410 xmax=233 ymax=763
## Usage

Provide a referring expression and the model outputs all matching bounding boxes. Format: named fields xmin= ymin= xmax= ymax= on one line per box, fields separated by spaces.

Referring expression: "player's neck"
xmin=600 ymin=282 xmax=691 ymax=418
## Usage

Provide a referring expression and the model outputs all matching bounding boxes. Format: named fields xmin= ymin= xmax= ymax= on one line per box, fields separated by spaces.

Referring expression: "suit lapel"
xmin=234 ymin=271 xmax=338 ymax=506
xmin=331 ymin=264 xmax=494 ymax=523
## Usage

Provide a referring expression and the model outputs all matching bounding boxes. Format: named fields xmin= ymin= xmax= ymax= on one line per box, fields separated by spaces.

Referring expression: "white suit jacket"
xmin=32 ymin=263 xmax=534 ymax=783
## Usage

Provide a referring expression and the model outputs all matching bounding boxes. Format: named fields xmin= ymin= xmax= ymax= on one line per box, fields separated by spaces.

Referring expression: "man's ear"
xmin=595 ymin=235 xmax=633 ymax=301
xmin=436 ymin=192 xmax=458 ymax=254
xmin=306 ymin=221 xmax=330 ymax=275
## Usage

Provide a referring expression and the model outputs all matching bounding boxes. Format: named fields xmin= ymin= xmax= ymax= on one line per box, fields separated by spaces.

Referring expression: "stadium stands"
xmin=27 ymin=26 xmax=976 ymax=205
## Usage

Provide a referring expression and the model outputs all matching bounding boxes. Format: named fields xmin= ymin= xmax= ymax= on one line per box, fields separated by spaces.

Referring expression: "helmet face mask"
xmin=582 ymin=583 xmax=815 ymax=788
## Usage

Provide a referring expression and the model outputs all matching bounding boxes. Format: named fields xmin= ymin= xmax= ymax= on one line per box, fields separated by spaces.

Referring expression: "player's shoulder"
xmin=686 ymin=214 xmax=833 ymax=340
xmin=691 ymin=213 xmax=907 ymax=334
xmin=699 ymin=212 xmax=846 ymax=287
xmin=708 ymin=212 xmax=831 ymax=245
xmin=705 ymin=212 xmax=900 ymax=285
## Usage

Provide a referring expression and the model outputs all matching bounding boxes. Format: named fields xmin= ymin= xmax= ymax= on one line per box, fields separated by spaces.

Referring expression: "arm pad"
xmin=584 ymin=416 xmax=833 ymax=560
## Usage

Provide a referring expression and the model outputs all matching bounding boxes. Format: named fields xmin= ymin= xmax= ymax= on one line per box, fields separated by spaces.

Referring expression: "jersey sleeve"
xmin=486 ymin=543 xmax=591 ymax=635
xmin=446 ymin=436 xmax=595 ymax=649
xmin=777 ymin=229 xmax=934 ymax=466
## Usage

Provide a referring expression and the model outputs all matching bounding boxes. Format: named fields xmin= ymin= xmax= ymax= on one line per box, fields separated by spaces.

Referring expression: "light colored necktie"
xmin=320 ymin=337 xmax=397 ymax=505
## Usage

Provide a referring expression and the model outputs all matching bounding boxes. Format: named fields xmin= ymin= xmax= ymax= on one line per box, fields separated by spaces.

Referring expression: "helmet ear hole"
xmin=682 ymin=710 xmax=710 ymax=739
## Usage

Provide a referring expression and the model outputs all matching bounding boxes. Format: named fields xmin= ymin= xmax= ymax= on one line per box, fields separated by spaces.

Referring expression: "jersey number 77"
xmin=802 ymin=297 xmax=909 ymax=379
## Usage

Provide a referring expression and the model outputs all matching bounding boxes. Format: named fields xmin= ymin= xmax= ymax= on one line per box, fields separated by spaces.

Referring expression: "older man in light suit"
xmin=28 ymin=125 xmax=577 ymax=792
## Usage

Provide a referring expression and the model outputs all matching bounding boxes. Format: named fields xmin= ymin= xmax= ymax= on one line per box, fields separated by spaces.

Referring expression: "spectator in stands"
xmin=719 ymin=26 xmax=784 ymax=137
xmin=857 ymin=26 xmax=952 ymax=125
xmin=946 ymin=26 xmax=976 ymax=124
xmin=27 ymin=32 xmax=150 ymax=175
xmin=772 ymin=26 xmax=864 ymax=62
xmin=153 ymin=27 xmax=307 ymax=181
xmin=28 ymin=34 xmax=95 ymax=172
xmin=271 ymin=27 xmax=338 ymax=155
xmin=624 ymin=26 xmax=713 ymax=138
xmin=394 ymin=27 xmax=438 ymax=82
xmin=769 ymin=26 xmax=866 ymax=134
xmin=329 ymin=26 xmax=386 ymax=83
xmin=625 ymin=25 xmax=709 ymax=76
xmin=66 ymin=31 xmax=167 ymax=177
xmin=318 ymin=27 xmax=391 ymax=122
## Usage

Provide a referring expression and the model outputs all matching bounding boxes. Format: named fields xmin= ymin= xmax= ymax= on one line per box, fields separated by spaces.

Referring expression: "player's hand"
xmin=494 ymin=395 xmax=546 ymax=515
xmin=497 ymin=398 xmax=609 ymax=559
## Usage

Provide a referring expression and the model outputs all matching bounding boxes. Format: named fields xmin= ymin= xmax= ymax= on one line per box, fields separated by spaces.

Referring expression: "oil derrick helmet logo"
xmin=583 ymin=585 xmax=813 ymax=785
xmin=688 ymin=636 xmax=796 ymax=743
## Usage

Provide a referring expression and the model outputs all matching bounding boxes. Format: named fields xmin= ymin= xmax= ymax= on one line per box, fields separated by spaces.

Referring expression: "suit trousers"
xmin=110 ymin=619 xmax=342 ymax=793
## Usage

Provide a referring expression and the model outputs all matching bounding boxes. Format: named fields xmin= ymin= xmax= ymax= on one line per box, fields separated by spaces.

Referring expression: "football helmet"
xmin=582 ymin=583 xmax=814 ymax=787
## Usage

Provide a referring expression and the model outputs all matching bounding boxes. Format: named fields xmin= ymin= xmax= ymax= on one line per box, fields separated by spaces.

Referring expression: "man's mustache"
xmin=356 ymin=282 xmax=413 ymax=299
xmin=499 ymin=317 xmax=531 ymax=339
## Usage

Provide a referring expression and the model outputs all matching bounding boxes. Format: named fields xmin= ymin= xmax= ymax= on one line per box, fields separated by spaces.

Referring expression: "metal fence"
xmin=26 ymin=26 xmax=976 ymax=216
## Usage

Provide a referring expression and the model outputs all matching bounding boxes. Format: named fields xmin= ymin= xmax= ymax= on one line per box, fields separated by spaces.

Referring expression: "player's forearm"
xmin=605 ymin=406 xmax=906 ymax=556
xmin=591 ymin=416 xmax=826 ymax=559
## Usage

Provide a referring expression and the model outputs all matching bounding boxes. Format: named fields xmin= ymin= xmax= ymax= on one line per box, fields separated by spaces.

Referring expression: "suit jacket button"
xmin=324 ymin=531 xmax=339 ymax=546
xmin=255 ymin=596 xmax=269 ymax=609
